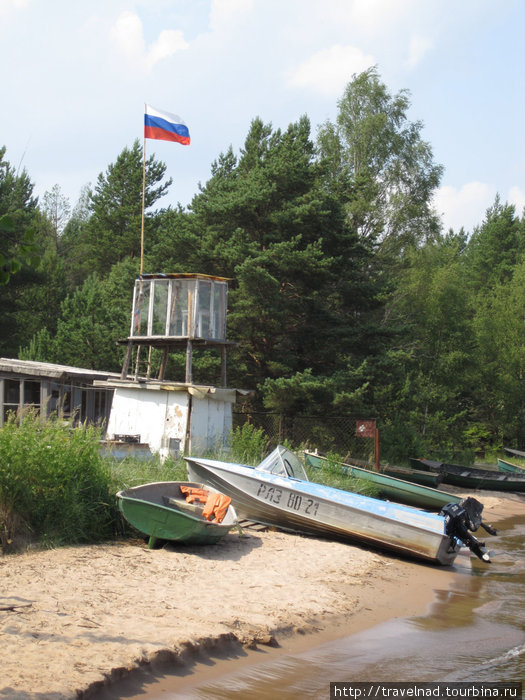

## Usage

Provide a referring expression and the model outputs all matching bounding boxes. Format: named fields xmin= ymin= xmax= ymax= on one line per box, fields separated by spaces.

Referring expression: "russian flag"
xmin=144 ymin=105 xmax=190 ymax=145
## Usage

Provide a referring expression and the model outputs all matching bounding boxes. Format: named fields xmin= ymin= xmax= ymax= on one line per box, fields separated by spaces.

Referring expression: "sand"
xmin=0 ymin=490 xmax=522 ymax=700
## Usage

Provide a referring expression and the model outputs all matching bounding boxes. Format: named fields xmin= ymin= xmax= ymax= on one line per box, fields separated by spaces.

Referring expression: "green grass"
xmin=0 ymin=412 xmax=194 ymax=553
xmin=228 ymin=423 xmax=269 ymax=465
xmin=107 ymin=453 xmax=187 ymax=491
xmin=304 ymin=452 xmax=380 ymax=498
xmin=0 ymin=414 xmax=378 ymax=553
xmin=0 ymin=412 xmax=115 ymax=552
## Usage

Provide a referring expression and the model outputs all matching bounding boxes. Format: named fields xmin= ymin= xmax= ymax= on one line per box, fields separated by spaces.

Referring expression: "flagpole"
xmin=140 ymin=105 xmax=147 ymax=277
xmin=140 ymin=104 xmax=189 ymax=276
xmin=135 ymin=106 xmax=148 ymax=377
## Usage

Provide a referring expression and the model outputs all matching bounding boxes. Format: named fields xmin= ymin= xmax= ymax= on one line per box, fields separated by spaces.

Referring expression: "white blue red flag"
xmin=144 ymin=105 xmax=190 ymax=145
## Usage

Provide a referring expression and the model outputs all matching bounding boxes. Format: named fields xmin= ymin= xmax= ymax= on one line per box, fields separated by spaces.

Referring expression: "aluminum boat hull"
xmin=185 ymin=457 xmax=461 ymax=566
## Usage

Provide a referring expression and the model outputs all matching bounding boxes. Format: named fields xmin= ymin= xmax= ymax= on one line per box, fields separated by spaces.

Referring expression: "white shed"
xmin=99 ymin=378 xmax=249 ymax=459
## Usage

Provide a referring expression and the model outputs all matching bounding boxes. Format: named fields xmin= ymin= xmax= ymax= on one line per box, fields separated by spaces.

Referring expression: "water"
xmin=100 ymin=514 xmax=525 ymax=699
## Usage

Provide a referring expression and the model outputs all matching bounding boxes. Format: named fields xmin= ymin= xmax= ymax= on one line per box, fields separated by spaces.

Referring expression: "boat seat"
xmin=163 ymin=496 xmax=203 ymax=514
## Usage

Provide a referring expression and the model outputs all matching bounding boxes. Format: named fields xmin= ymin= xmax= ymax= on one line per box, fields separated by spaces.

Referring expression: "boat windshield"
xmin=256 ymin=446 xmax=309 ymax=481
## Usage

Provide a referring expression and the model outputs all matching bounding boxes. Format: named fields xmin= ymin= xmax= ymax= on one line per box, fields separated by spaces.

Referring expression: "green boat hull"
xmin=303 ymin=452 xmax=460 ymax=511
xmin=117 ymin=481 xmax=238 ymax=548
xmin=497 ymin=458 xmax=525 ymax=474
xmin=382 ymin=465 xmax=443 ymax=488
xmin=410 ymin=458 xmax=525 ymax=492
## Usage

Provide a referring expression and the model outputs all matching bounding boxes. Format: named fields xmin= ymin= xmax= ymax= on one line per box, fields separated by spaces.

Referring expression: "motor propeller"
xmin=440 ymin=497 xmax=497 ymax=563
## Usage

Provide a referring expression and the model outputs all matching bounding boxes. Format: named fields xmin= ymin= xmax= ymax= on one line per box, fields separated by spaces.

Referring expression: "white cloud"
xmin=434 ymin=184 xmax=525 ymax=232
xmin=0 ymin=0 xmax=29 ymax=18
xmin=110 ymin=10 xmax=188 ymax=73
xmin=146 ymin=29 xmax=188 ymax=71
xmin=209 ymin=0 xmax=255 ymax=32
xmin=508 ymin=186 xmax=525 ymax=215
xmin=347 ymin=0 xmax=417 ymax=35
xmin=405 ymin=34 xmax=434 ymax=69
xmin=110 ymin=11 xmax=145 ymax=66
xmin=0 ymin=0 xmax=29 ymax=9
xmin=287 ymin=44 xmax=375 ymax=96
xmin=433 ymin=182 xmax=494 ymax=233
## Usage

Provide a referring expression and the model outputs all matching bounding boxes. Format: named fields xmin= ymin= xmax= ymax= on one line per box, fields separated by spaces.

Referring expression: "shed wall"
xmin=190 ymin=396 xmax=233 ymax=454
xmin=106 ymin=388 xmax=189 ymax=457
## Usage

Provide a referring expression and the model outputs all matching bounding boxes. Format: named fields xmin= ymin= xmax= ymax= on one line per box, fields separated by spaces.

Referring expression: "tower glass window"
xmin=130 ymin=274 xmax=228 ymax=341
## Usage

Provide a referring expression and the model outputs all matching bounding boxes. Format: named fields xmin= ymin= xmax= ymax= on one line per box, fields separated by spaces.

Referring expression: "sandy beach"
xmin=0 ymin=490 xmax=522 ymax=700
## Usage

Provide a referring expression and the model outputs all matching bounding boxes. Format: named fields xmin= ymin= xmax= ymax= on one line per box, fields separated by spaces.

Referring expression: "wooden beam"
xmin=185 ymin=340 xmax=193 ymax=384
xmin=220 ymin=345 xmax=227 ymax=387
xmin=158 ymin=347 xmax=169 ymax=380
xmin=120 ymin=341 xmax=133 ymax=379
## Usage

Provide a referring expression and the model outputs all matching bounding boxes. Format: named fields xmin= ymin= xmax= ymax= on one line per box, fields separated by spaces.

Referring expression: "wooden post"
xmin=220 ymin=345 xmax=227 ymax=387
xmin=146 ymin=346 xmax=153 ymax=379
xmin=185 ymin=339 xmax=193 ymax=384
xmin=121 ymin=341 xmax=133 ymax=379
xmin=375 ymin=428 xmax=381 ymax=472
xmin=134 ymin=344 xmax=141 ymax=379
xmin=158 ymin=346 xmax=169 ymax=380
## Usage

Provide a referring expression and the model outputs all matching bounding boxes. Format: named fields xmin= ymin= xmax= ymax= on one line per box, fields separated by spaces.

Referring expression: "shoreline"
xmin=0 ymin=491 xmax=522 ymax=699
xmin=90 ymin=554 xmax=463 ymax=700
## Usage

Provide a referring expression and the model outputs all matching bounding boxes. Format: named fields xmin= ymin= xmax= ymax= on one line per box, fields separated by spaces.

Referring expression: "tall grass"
xmin=0 ymin=412 xmax=116 ymax=552
xmin=228 ymin=423 xmax=269 ymax=464
xmin=0 ymin=414 xmax=378 ymax=554
xmin=107 ymin=453 xmax=187 ymax=492
xmin=304 ymin=452 xmax=380 ymax=498
xmin=226 ymin=430 xmax=379 ymax=498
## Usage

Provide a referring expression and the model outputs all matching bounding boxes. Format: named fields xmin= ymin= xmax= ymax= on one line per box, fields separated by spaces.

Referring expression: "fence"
xmin=232 ymin=411 xmax=378 ymax=466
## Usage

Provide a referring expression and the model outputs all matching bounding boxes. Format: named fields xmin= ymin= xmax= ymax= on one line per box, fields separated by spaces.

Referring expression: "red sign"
xmin=356 ymin=420 xmax=376 ymax=439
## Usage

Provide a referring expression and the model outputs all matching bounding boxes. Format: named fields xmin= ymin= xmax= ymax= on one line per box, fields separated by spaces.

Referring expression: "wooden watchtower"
xmin=119 ymin=273 xmax=232 ymax=386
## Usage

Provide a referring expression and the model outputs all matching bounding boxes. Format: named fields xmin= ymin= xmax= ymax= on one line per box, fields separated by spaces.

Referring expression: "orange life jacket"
xmin=179 ymin=486 xmax=231 ymax=523
xmin=202 ymin=493 xmax=232 ymax=523
xmin=179 ymin=485 xmax=209 ymax=504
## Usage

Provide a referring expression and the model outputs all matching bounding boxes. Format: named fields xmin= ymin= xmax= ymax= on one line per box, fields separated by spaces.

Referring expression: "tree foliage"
xmin=78 ymin=139 xmax=172 ymax=277
xmin=0 ymin=147 xmax=40 ymax=285
xmin=466 ymin=195 xmax=523 ymax=288
xmin=3 ymin=67 xmax=525 ymax=458
xmin=42 ymin=184 xmax=71 ymax=241
xmin=317 ymin=66 xmax=443 ymax=259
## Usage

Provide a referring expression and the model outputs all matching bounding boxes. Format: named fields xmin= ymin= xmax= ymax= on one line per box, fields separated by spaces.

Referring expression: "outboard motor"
xmin=440 ymin=497 xmax=497 ymax=563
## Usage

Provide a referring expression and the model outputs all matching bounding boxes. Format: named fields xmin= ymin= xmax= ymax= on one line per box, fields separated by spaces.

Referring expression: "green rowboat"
xmin=382 ymin=464 xmax=443 ymax=488
xmin=410 ymin=458 xmax=525 ymax=492
xmin=303 ymin=451 xmax=460 ymax=511
xmin=497 ymin=458 xmax=525 ymax=474
xmin=117 ymin=481 xmax=238 ymax=549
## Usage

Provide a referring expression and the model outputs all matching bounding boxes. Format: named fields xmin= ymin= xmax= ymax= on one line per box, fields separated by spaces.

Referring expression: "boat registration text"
xmin=256 ymin=483 xmax=320 ymax=516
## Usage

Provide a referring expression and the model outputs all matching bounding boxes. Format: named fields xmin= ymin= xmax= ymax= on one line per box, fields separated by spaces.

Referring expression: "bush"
xmin=0 ymin=413 xmax=382 ymax=554
xmin=228 ymin=423 xmax=269 ymax=464
xmin=0 ymin=412 xmax=116 ymax=552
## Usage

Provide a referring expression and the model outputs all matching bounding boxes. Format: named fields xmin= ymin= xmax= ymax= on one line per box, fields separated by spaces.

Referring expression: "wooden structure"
xmin=99 ymin=379 xmax=250 ymax=458
xmin=93 ymin=272 xmax=252 ymax=458
xmin=119 ymin=273 xmax=233 ymax=386
xmin=0 ymin=358 xmax=116 ymax=427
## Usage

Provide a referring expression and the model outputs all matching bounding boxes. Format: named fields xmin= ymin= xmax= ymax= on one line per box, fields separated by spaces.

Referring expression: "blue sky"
xmin=1 ymin=0 xmax=524 ymax=234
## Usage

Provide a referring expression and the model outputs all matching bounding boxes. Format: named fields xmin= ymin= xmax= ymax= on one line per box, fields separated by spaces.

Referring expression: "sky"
xmin=1 ymin=0 xmax=524 ymax=234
